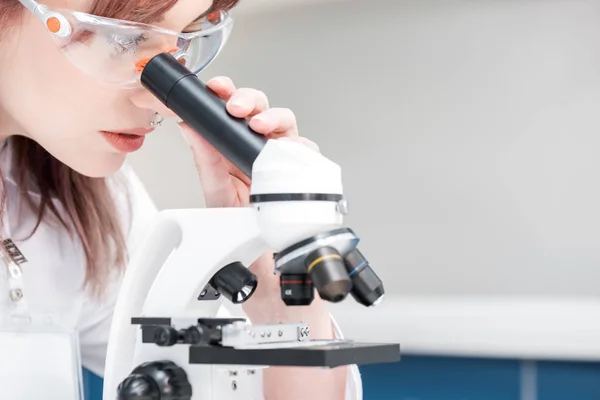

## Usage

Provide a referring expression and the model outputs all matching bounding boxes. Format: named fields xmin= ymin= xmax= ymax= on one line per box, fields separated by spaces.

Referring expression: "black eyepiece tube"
xmin=140 ymin=53 xmax=268 ymax=178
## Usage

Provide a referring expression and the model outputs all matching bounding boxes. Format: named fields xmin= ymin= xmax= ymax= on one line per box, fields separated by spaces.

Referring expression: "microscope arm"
xmin=102 ymin=207 xmax=269 ymax=400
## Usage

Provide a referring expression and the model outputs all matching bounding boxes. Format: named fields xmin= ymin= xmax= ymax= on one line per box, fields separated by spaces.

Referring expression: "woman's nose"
xmin=129 ymin=88 xmax=178 ymax=118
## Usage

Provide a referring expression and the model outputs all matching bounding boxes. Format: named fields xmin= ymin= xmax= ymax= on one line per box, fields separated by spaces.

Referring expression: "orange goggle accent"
xmin=46 ymin=17 xmax=61 ymax=33
xmin=206 ymin=12 xmax=221 ymax=24
xmin=135 ymin=47 xmax=185 ymax=74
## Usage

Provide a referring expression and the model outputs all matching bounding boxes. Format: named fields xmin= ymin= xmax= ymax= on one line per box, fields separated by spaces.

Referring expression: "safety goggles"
xmin=19 ymin=0 xmax=233 ymax=88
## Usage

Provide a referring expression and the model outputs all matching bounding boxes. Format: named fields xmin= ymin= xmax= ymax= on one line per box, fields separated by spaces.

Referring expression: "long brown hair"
xmin=0 ymin=0 xmax=239 ymax=294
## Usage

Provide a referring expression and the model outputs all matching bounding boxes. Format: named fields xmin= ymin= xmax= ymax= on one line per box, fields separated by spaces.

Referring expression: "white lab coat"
xmin=0 ymin=141 xmax=362 ymax=399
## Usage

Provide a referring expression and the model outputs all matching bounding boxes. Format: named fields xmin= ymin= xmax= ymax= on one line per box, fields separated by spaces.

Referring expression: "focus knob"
xmin=117 ymin=361 xmax=192 ymax=400
xmin=117 ymin=374 xmax=160 ymax=400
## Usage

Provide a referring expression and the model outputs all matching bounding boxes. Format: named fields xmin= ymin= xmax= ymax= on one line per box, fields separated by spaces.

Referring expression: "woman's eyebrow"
xmin=189 ymin=0 xmax=240 ymax=25
xmin=188 ymin=8 xmax=213 ymax=24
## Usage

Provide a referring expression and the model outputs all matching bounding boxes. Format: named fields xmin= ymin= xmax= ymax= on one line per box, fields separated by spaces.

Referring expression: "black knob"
xmin=153 ymin=326 xmax=179 ymax=347
xmin=210 ymin=262 xmax=258 ymax=304
xmin=117 ymin=374 xmax=160 ymax=400
xmin=182 ymin=326 xmax=203 ymax=345
xmin=117 ymin=361 xmax=192 ymax=400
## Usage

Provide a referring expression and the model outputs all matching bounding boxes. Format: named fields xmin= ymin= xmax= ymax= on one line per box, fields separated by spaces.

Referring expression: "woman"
xmin=0 ymin=0 xmax=361 ymax=399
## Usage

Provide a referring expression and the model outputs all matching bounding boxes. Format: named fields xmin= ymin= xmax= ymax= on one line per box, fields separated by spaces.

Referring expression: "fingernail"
xmin=250 ymin=116 xmax=271 ymax=130
xmin=206 ymin=79 xmax=221 ymax=89
xmin=229 ymin=96 xmax=247 ymax=110
xmin=208 ymin=76 xmax=225 ymax=86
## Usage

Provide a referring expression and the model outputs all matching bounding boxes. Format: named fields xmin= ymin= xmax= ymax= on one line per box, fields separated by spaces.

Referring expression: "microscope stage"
xmin=188 ymin=341 xmax=400 ymax=368
xmin=132 ymin=317 xmax=400 ymax=368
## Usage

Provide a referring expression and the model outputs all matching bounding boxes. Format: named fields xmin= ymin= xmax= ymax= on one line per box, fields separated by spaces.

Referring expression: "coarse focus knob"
xmin=117 ymin=360 xmax=192 ymax=400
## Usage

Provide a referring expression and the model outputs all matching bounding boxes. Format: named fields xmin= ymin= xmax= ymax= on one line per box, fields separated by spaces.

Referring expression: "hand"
xmin=179 ymin=76 xmax=325 ymax=321
xmin=179 ymin=76 xmax=319 ymax=208
xmin=180 ymin=78 xmax=346 ymax=399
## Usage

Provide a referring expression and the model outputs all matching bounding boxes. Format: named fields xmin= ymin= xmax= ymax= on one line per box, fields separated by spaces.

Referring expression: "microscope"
xmin=102 ymin=53 xmax=400 ymax=400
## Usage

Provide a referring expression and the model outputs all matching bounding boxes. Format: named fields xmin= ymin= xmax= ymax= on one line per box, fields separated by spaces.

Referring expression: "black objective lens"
xmin=344 ymin=248 xmax=385 ymax=307
xmin=304 ymin=246 xmax=352 ymax=303
xmin=280 ymin=274 xmax=314 ymax=306
xmin=211 ymin=262 xmax=258 ymax=304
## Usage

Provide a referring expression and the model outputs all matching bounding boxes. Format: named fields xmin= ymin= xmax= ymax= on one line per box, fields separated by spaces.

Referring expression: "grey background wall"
xmin=128 ymin=0 xmax=600 ymax=299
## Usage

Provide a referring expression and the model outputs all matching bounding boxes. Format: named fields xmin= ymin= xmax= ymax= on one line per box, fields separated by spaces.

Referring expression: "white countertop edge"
xmin=328 ymin=295 xmax=600 ymax=362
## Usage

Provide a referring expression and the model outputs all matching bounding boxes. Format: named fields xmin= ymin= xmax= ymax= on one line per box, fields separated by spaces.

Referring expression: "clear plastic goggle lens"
xmin=50 ymin=10 xmax=233 ymax=87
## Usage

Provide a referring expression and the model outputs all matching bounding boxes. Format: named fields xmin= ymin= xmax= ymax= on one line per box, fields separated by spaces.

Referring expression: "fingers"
xmin=227 ymin=88 xmax=270 ymax=119
xmin=249 ymin=108 xmax=299 ymax=138
xmin=206 ymin=76 xmax=236 ymax=101
xmin=187 ymin=77 xmax=319 ymax=204
xmin=206 ymin=76 xmax=270 ymax=119
xmin=247 ymin=106 xmax=320 ymax=152
xmin=179 ymin=121 xmax=238 ymax=207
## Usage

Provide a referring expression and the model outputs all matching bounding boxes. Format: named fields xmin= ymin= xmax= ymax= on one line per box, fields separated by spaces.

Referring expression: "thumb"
xmin=178 ymin=122 xmax=234 ymax=204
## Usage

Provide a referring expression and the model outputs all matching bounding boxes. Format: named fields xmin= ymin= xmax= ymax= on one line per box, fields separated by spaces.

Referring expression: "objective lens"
xmin=305 ymin=246 xmax=352 ymax=303
xmin=210 ymin=262 xmax=258 ymax=304
xmin=344 ymin=248 xmax=385 ymax=307
xmin=280 ymin=274 xmax=314 ymax=306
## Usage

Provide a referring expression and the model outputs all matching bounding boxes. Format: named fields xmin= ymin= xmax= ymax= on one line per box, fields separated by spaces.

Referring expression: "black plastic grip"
xmin=140 ymin=52 xmax=267 ymax=178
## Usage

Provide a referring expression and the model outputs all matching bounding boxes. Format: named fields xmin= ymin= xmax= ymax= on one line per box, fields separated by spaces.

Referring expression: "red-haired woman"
xmin=0 ymin=0 xmax=361 ymax=398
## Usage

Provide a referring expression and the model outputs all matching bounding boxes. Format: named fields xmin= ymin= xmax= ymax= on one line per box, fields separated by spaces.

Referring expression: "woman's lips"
xmin=100 ymin=127 xmax=154 ymax=153
xmin=113 ymin=127 xmax=155 ymax=136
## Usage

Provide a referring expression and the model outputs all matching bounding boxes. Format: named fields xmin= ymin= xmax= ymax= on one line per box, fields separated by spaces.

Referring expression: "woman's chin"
xmin=67 ymin=152 xmax=128 ymax=178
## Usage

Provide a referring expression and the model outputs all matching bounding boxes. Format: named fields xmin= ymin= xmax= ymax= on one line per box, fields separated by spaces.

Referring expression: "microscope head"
xmin=249 ymin=138 xmax=385 ymax=308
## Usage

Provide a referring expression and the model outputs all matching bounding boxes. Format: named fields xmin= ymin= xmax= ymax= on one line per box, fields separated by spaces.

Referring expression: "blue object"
xmin=82 ymin=357 xmax=600 ymax=400
xmin=82 ymin=369 xmax=104 ymax=400
xmin=360 ymin=356 xmax=521 ymax=400
xmin=537 ymin=361 xmax=600 ymax=400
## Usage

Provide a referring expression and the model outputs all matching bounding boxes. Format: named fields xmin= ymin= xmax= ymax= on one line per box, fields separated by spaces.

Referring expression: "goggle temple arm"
xmin=19 ymin=0 xmax=72 ymax=38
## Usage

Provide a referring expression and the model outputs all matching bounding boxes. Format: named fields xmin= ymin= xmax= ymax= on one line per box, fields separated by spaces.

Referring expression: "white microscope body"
xmin=103 ymin=51 xmax=395 ymax=400
xmin=102 ymin=139 xmax=387 ymax=400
